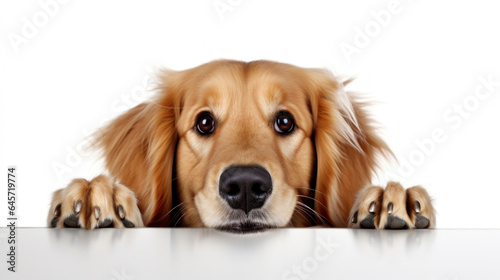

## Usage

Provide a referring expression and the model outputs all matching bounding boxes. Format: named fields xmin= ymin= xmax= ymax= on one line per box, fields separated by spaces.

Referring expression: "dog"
xmin=47 ymin=60 xmax=435 ymax=232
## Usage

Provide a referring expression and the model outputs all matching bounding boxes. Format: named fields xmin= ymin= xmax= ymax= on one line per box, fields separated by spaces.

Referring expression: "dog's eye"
xmin=274 ymin=111 xmax=295 ymax=135
xmin=196 ymin=112 xmax=215 ymax=135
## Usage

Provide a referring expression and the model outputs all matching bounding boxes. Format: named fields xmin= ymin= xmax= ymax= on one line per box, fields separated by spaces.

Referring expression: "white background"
xmin=0 ymin=0 xmax=499 ymax=228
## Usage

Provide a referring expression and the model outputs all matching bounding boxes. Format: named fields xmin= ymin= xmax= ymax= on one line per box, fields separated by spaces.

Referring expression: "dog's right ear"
xmin=304 ymin=69 xmax=393 ymax=227
xmin=95 ymin=69 xmax=183 ymax=226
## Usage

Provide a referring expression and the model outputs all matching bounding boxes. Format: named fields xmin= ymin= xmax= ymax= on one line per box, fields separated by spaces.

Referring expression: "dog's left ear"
xmin=306 ymin=69 xmax=392 ymax=227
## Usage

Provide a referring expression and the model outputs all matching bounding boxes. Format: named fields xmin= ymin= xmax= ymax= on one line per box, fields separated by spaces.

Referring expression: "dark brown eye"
xmin=274 ymin=111 xmax=295 ymax=134
xmin=196 ymin=112 xmax=215 ymax=135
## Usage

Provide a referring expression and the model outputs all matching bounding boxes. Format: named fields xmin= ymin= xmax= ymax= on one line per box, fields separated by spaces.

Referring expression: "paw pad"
xmin=384 ymin=216 xmax=408 ymax=229
xmin=64 ymin=214 xmax=80 ymax=228
xmin=360 ymin=215 xmax=376 ymax=229
xmin=415 ymin=215 xmax=430 ymax=229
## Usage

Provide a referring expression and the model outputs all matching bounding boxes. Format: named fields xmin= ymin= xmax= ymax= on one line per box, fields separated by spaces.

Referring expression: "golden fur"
xmin=48 ymin=60 xmax=435 ymax=230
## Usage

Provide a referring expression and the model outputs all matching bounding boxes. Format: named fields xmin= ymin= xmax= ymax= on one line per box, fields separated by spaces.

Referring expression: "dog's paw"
xmin=348 ymin=182 xmax=435 ymax=229
xmin=47 ymin=175 xmax=144 ymax=229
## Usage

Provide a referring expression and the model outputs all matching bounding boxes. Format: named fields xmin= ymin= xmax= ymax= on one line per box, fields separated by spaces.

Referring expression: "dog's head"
xmin=97 ymin=60 xmax=390 ymax=232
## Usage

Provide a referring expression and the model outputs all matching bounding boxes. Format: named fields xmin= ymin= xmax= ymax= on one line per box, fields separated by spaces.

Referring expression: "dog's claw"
xmin=368 ymin=201 xmax=376 ymax=214
xmin=74 ymin=200 xmax=82 ymax=214
xmin=118 ymin=205 xmax=125 ymax=219
xmin=414 ymin=201 xmax=421 ymax=214
xmin=387 ymin=202 xmax=393 ymax=215
xmin=352 ymin=210 xmax=358 ymax=224
xmin=94 ymin=206 xmax=100 ymax=219
xmin=54 ymin=204 xmax=62 ymax=217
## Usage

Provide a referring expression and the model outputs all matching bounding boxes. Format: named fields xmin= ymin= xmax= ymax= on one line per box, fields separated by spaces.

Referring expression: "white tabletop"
xmin=1 ymin=228 xmax=499 ymax=280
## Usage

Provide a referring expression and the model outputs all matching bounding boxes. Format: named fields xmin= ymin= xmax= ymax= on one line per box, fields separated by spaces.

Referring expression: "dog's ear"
xmin=306 ymin=69 xmax=392 ymax=227
xmin=95 ymin=69 xmax=183 ymax=226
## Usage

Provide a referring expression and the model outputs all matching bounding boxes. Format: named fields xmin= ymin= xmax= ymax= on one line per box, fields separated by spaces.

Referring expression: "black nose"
xmin=219 ymin=166 xmax=272 ymax=214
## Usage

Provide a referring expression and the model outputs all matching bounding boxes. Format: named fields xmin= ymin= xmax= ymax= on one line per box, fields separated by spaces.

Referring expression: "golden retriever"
xmin=47 ymin=60 xmax=435 ymax=232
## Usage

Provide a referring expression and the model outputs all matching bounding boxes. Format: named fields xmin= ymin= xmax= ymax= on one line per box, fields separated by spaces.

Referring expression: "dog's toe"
xmin=406 ymin=187 xmax=435 ymax=229
xmin=359 ymin=201 xmax=378 ymax=228
xmin=348 ymin=186 xmax=384 ymax=229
